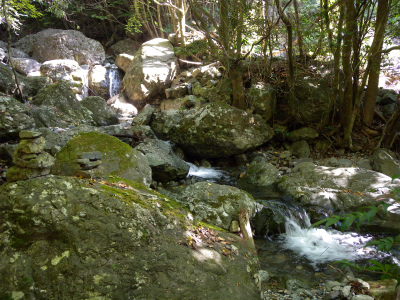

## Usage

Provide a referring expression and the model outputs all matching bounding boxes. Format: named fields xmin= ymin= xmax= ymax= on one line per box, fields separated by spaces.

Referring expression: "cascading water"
xmin=187 ymin=162 xmax=228 ymax=181
xmin=107 ymin=64 xmax=121 ymax=98
xmin=283 ymin=210 xmax=375 ymax=266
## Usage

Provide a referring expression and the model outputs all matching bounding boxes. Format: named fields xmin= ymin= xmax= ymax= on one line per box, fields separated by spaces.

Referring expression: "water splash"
xmin=187 ymin=162 xmax=227 ymax=180
xmin=283 ymin=210 xmax=375 ymax=266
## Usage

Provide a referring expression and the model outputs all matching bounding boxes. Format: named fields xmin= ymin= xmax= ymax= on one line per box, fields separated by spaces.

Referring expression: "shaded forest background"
xmin=1 ymin=0 xmax=400 ymax=152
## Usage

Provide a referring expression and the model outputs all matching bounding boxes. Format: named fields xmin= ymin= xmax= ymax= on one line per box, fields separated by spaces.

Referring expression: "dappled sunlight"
xmin=192 ymin=247 xmax=223 ymax=265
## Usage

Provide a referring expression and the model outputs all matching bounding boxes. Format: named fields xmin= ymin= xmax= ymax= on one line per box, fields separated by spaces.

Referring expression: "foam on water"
xmin=283 ymin=213 xmax=375 ymax=266
xmin=187 ymin=162 xmax=227 ymax=180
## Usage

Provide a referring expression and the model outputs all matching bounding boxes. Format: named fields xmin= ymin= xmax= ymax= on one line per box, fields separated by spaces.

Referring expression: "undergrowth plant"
xmin=312 ymin=182 xmax=400 ymax=290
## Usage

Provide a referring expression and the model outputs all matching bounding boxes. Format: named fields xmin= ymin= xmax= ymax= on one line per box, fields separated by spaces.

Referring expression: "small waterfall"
xmin=255 ymin=200 xmax=376 ymax=267
xmin=79 ymin=65 xmax=90 ymax=98
xmin=283 ymin=212 xmax=374 ymax=266
xmin=107 ymin=64 xmax=121 ymax=98
xmin=187 ymin=162 xmax=227 ymax=181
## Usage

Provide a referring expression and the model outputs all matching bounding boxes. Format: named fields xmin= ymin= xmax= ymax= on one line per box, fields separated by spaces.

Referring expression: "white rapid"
xmin=187 ymin=162 xmax=227 ymax=181
xmin=283 ymin=211 xmax=375 ymax=266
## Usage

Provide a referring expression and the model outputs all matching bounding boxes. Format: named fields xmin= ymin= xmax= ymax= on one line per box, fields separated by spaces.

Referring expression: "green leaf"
xmin=325 ymin=216 xmax=342 ymax=229
xmin=340 ymin=215 xmax=356 ymax=231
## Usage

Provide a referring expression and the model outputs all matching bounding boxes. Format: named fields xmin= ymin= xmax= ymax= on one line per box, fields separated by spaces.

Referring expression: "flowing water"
xmin=188 ymin=164 xmax=397 ymax=286
xmin=107 ymin=64 xmax=121 ymax=98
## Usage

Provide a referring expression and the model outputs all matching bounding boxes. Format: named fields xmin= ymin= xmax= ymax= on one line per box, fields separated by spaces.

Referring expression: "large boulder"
xmin=12 ymin=57 xmax=41 ymax=75
xmin=121 ymin=38 xmax=177 ymax=107
xmin=238 ymin=156 xmax=280 ymax=188
xmin=170 ymin=181 xmax=257 ymax=230
xmin=30 ymin=82 xmax=94 ymax=128
xmin=0 ymin=62 xmax=51 ymax=97
xmin=80 ymin=96 xmax=119 ymax=126
xmin=109 ymin=38 xmax=141 ymax=58
xmin=0 ymin=176 xmax=260 ymax=299
xmin=277 ymin=163 xmax=400 ymax=230
xmin=291 ymin=76 xmax=333 ymax=125
xmin=249 ymin=82 xmax=276 ymax=122
xmin=39 ymin=59 xmax=89 ymax=96
xmin=370 ymin=149 xmax=400 ymax=178
xmin=0 ymin=96 xmax=35 ymax=141
xmin=51 ymin=131 xmax=152 ymax=186
xmin=135 ymin=139 xmax=189 ymax=183
xmin=151 ymin=102 xmax=274 ymax=158
xmin=14 ymin=29 xmax=105 ymax=65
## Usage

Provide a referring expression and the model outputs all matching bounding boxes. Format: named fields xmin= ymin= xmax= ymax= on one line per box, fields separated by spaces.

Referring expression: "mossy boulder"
xmin=51 ymin=131 xmax=152 ymax=186
xmin=31 ymin=81 xmax=94 ymax=128
xmin=238 ymin=156 xmax=280 ymax=188
xmin=0 ymin=175 xmax=260 ymax=299
xmin=151 ymin=102 xmax=274 ymax=158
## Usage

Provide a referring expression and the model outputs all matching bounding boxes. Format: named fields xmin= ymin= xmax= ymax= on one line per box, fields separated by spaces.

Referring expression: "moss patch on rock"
xmin=51 ymin=131 xmax=152 ymax=186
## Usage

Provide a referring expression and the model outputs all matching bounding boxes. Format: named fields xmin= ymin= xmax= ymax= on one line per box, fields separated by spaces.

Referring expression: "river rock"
xmin=30 ymin=81 xmax=94 ymax=128
xmin=250 ymin=82 xmax=276 ymax=122
xmin=15 ymin=29 xmax=105 ymax=65
xmin=51 ymin=131 xmax=152 ymax=186
xmin=287 ymin=127 xmax=319 ymax=142
xmin=107 ymin=93 xmax=138 ymax=115
xmin=277 ymin=163 xmax=400 ymax=230
xmin=109 ymin=38 xmax=141 ymax=57
xmin=132 ymin=105 xmax=155 ymax=125
xmin=122 ymin=38 xmax=177 ymax=107
xmin=238 ymin=156 xmax=280 ymax=187
xmin=290 ymin=140 xmax=310 ymax=158
xmin=135 ymin=139 xmax=189 ymax=183
xmin=151 ymin=102 xmax=274 ymax=158
xmin=170 ymin=182 xmax=256 ymax=230
xmin=0 ymin=96 xmax=35 ymax=141
xmin=370 ymin=148 xmax=400 ymax=178
xmin=80 ymin=96 xmax=119 ymax=126
xmin=0 ymin=175 xmax=260 ymax=299
xmin=12 ymin=57 xmax=42 ymax=75
xmin=292 ymin=75 xmax=333 ymax=125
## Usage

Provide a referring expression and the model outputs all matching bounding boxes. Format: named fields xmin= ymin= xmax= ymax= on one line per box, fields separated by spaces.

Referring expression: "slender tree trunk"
xmin=275 ymin=0 xmax=295 ymax=115
xmin=363 ymin=0 xmax=391 ymax=126
xmin=293 ymin=0 xmax=304 ymax=57
xmin=2 ymin=0 xmax=24 ymax=101
xmin=341 ymin=0 xmax=355 ymax=148
xmin=383 ymin=106 xmax=400 ymax=148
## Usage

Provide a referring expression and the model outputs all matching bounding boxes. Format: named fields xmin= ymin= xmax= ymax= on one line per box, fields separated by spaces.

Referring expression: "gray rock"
xmin=51 ymin=131 xmax=152 ymax=186
xmin=107 ymin=93 xmax=138 ymax=115
xmin=0 ymin=176 xmax=260 ymax=299
xmin=151 ymin=102 xmax=274 ymax=158
xmin=122 ymin=38 xmax=177 ymax=107
xmin=15 ymin=29 xmax=105 ymax=65
xmin=132 ymin=105 xmax=155 ymax=125
xmin=80 ymin=96 xmax=119 ymax=126
xmin=31 ymin=82 xmax=94 ymax=128
xmin=171 ymin=181 xmax=256 ymax=230
xmin=12 ymin=57 xmax=41 ymax=75
xmin=109 ymin=38 xmax=141 ymax=57
xmin=250 ymin=82 xmax=276 ymax=122
xmin=238 ymin=156 xmax=280 ymax=187
xmin=351 ymin=295 xmax=374 ymax=300
xmin=380 ymin=92 xmax=398 ymax=105
xmin=0 ymin=96 xmax=35 ymax=140
xmin=165 ymin=84 xmax=188 ymax=99
xmin=370 ymin=148 xmax=400 ymax=178
xmin=277 ymin=164 xmax=400 ymax=230
xmin=135 ymin=139 xmax=190 ymax=182
xmin=290 ymin=140 xmax=310 ymax=158
xmin=324 ymin=280 xmax=342 ymax=291
xmin=254 ymin=270 xmax=270 ymax=290
xmin=337 ymin=158 xmax=352 ymax=167
xmin=291 ymin=76 xmax=333 ymax=125
xmin=115 ymin=53 xmax=134 ymax=72
xmin=287 ymin=127 xmax=319 ymax=142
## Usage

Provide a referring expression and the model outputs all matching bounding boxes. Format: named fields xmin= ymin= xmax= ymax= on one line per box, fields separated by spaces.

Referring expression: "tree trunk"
xmin=229 ymin=61 xmax=246 ymax=110
xmin=363 ymin=0 xmax=390 ymax=126
xmin=341 ymin=0 xmax=355 ymax=148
